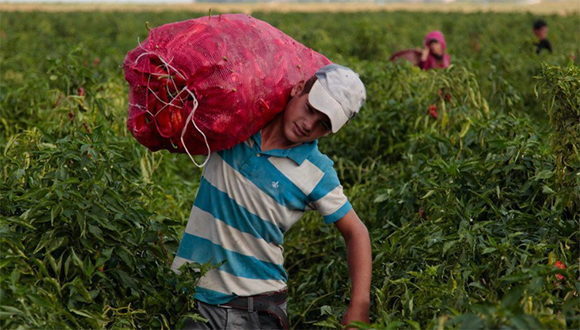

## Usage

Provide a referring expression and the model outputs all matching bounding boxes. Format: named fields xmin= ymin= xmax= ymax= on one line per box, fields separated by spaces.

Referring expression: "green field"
xmin=1 ymin=9 xmax=579 ymax=330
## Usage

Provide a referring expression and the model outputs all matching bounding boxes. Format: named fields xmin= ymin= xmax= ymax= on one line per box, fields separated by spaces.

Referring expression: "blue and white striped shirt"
xmin=172 ymin=132 xmax=351 ymax=305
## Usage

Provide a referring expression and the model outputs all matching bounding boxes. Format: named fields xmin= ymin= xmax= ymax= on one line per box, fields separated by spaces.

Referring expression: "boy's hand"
xmin=342 ymin=302 xmax=370 ymax=328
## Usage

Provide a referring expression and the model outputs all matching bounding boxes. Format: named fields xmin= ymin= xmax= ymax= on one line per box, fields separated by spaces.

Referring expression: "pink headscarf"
xmin=421 ymin=30 xmax=451 ymax=70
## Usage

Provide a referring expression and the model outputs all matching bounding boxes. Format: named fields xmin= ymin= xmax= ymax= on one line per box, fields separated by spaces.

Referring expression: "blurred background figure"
xmin=533 ymin=19 xmax=553 ymax=54
xmin=388 ymin=30 xmax=451 ymax=70
xmin=419 ymin=30 xmax=451 ymax=70
xmin=388 ymin=48 xmax=422 ymax=67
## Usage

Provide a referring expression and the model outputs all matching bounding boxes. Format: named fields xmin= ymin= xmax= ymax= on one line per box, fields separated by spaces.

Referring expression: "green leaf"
xmin=320 ymin=305 xmax=333 ymax=315
xmin=501 ymin=286 xmax=525 ymax=310
xmin=72 ymin=277 xmax=93 ymax=303
xmin=0 ymin=306 xmax=24 ymax=316
xmin=541 ymin=185 xmax=555 ymax=194
xmin=88 ymin=224 xmax=105 ymax=242
xmin=482 ymin=247 xmax=497 ymax=254
xmin=405 ymin=320 xmax=421 ymax=330
xmin=115 ymin=269 xmax=141 ymax=295
xmin=510 ymin=314 xmax=543 ymax=329
xmin=458 ymin=313 xmax=485 ymax=330
xmin=313 ymin=319 xmax=339 ymax=328
xmin=443 ymin=240 xmax=457 ymax=254
xmin=28 ymin=294 xmax=53 ymax=309
xmin=534 ymin=169 xmax=553 ymax=180
xmin=421 ymin=190 xmax=436 ymax=199
xmin=70 ymin=249 xmax=84 ymax=269
xmin=374 ymin=193 xmax=389 ymax=203
xmin=70 ymin=309 xmax=92 ymax=318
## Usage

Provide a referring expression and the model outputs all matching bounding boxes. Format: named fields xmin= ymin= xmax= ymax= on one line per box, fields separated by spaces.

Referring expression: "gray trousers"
xmin=182 ymin=300 xmax=288 ymax=330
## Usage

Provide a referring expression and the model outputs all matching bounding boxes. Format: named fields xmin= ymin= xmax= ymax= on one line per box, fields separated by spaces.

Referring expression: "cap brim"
xmin=308 ymin=81 xmax=349 ymax=133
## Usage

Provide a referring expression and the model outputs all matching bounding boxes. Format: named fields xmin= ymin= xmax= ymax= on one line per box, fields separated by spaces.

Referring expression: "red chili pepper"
xmin=156 ymin=107 xmax=174 ymax=138
xmin=170 ymin=106 xmax=184 ymax=133
xmin=429 ymin=104 xmax=438 ymax=119
xmin=78 ymin=87 xmax=85 ymax=96
xmin=555 ymin=261 xmax=566 ymax=280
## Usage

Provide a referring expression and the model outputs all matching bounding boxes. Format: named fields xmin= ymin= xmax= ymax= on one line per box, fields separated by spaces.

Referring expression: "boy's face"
xmin=534 ymin=26 xmax=548 ymax=40
xmin=280 ymin=81 xmax=332 ymax=144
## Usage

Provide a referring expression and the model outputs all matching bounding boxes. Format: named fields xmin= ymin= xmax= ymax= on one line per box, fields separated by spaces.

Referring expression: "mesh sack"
xmin=123 ymin=14 xmax=331 ymax=159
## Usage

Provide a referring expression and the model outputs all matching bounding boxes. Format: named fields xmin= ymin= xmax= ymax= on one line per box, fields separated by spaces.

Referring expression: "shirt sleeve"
xmin=308 ymin=166 xmax=352 ymax=224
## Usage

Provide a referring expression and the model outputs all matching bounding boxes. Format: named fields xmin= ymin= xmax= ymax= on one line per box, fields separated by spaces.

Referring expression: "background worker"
xmin=419 ymin=30 xmax=451 ymax=70
xmin=173 ymin=64 xmax=373 ymax=330
xmin=533 ymin=19 xmax=553 ymax=54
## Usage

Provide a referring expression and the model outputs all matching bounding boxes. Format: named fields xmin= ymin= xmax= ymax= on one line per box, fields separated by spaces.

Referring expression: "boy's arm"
xmin=333 ymin=209 xmax=372 ymax=327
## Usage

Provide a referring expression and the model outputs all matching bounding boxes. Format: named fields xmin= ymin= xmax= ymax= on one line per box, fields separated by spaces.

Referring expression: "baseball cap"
xmin=308 ymin=64 xmax=366 ymax=133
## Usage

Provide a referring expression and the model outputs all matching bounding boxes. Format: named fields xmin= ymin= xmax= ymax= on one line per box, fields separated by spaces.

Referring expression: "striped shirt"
xmin=172 ymin=132 xmax=351 ymax=305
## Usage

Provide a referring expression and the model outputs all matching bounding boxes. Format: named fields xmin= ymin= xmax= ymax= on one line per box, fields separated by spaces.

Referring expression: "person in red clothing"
xmin=419 ymin=30 xmax=451 ymax=70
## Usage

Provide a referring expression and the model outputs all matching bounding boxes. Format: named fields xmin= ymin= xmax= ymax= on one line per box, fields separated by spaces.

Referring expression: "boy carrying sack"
xmin=124 ymin=15 xmax=372 ymax=330
xmin=174 ymin=63 xmax=371 ymax=330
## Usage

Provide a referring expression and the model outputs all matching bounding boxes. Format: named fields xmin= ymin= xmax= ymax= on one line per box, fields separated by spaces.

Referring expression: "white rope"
xmin=128 ymin=102 xmax=156 ymax=117
xmin=180 ymin=87 xmax=211 ymax=168
xmin=132 ymin=39 xmax=211 ymax=167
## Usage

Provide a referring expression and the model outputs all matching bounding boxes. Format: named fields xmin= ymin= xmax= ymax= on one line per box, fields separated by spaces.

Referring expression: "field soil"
xmin=0 ymin=0 xmax=578 ymax=15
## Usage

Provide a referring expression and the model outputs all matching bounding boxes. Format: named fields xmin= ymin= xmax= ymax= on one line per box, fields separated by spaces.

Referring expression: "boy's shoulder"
xmin=237 ymin=134 xmax=336 ymax=173
xmin=268 ymin=141 xmax=336 ymax=175
xmin=306 ymin=146 xmax=335 ymax=170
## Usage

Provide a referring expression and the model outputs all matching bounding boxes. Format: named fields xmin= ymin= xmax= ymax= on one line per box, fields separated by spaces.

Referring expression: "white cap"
xmin=308 ymin=64 xmax=366 ymax=133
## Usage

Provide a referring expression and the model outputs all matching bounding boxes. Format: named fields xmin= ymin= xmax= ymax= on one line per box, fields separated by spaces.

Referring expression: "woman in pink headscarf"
xmin=419 ymin=30 xmax=451 ymax=70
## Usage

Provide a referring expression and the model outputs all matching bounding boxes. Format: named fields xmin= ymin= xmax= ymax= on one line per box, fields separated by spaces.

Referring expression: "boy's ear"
xmin=290 ymin=81 xmax=305 ymax=97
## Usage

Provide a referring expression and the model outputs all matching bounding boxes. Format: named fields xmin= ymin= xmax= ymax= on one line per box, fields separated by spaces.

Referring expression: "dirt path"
xmin=1 ymin=1 xmax=578 ymax=16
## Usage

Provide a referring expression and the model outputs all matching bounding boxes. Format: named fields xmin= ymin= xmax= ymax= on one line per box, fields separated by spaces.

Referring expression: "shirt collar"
xmin=252 ymin=132 xmax=317 ymax=165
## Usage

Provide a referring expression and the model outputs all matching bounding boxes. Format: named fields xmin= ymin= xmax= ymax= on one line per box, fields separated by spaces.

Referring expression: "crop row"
xmin=1 ymin=10 xmax=578 ymax=329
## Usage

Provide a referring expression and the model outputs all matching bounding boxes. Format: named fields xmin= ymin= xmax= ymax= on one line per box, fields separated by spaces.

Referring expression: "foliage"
xmin=1 ymin=9 xmax=579 ymax=330
xmin=535 ymin=64 xmax=580 ymax=214
xmin=1 ymin=126 xmax=208 ymax=329
xmin=1 ymin=38 xmax=208 ymax=329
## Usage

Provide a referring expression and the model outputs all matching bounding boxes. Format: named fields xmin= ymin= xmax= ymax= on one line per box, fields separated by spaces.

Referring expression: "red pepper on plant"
xmin=554 ymin=261 xmax=566 ymax=280
xmin=429 ymin=104 xmax=438 ymax=118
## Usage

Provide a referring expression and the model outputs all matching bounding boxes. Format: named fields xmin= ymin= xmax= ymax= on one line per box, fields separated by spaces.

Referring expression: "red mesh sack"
xmin=123 ymin=14 xmax=331 ymax=160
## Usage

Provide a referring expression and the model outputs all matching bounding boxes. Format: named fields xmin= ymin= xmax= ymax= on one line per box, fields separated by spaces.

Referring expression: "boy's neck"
xmin=260 ymin=115 xmax=302 ymax=151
